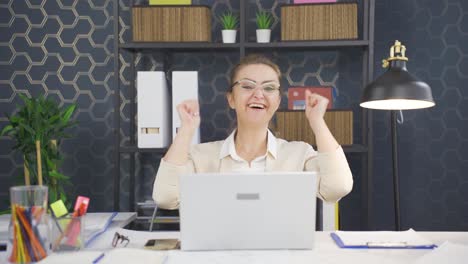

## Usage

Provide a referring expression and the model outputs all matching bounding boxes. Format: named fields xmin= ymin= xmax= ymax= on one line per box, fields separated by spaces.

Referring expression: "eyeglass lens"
xmin=236 ymin=79 xmax=280 ymax=93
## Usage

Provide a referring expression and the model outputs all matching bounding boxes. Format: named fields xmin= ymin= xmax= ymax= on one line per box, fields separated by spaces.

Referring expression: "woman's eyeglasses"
xmin=112 ymin=232 xmax=130 ymax=248
xmin=231 ymin=79 xmax=280 ymax=94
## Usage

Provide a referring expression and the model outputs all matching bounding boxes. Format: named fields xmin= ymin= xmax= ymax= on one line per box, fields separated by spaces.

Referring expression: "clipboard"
xmin=85 ymin=212 xmax=118 ymax=248
xmin=331 ymin=230 xmax=437 ymax=249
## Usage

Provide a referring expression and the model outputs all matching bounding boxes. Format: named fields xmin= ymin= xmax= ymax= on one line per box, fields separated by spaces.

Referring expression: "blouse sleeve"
xmin=152 ymin=157 xmax=195 ymax=209
xmin=304 ymin=145 xmax=353 ymax=203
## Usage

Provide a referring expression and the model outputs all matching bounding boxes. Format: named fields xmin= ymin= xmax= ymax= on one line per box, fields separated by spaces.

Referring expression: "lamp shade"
xmin=360 ymin=41 xmax=435 ymax=110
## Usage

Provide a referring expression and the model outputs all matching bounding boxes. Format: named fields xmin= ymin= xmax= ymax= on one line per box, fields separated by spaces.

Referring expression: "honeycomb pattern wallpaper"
xmin=373 ymin=0 xmax=468 ymax=231
xmin=1 ymin=0 xmax=467 ymax=231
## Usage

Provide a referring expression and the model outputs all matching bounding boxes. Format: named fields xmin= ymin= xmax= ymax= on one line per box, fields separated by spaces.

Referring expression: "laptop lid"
xmin=179 ymin=172 xmax=317 ymax=251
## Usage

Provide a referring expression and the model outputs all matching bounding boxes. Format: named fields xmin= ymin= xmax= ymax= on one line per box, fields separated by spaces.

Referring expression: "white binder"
xmin=172 ymin=71 xmax=200 ymax=145
xmin=137 ymin=71 xmax=171 ymax=148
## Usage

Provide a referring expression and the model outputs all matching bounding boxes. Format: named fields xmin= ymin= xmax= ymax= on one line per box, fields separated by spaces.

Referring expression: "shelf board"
xmin=120 ymin=40 xmax=368 ymax=51
xmin=119 ymin=146 xmax=167 ymax=153
xmin=120 ymin=42 xmax=240 ymax=51
xmin=341 ymin=144 xmax=368 ymax=153
xmin=120 ymin=144 xmax=367 ymax=153
xmin=245 ymin=40 xmax=369 ymax=49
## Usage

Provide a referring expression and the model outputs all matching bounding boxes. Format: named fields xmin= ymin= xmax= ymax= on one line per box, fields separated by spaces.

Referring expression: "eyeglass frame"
xmin=230 ymin=79 xmax=281 ymax=94
xmin=112 ymin=232 xmax=130 ymax=248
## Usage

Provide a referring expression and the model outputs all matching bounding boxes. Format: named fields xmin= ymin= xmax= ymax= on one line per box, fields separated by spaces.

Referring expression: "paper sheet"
xmin=166 ymin=249 xmax=402 ymax=264
xmin=334 ymin=229 xmax=434 ymax=247
xmin=38 ymin=251 xmax=103 ymax=264
xmin=99 ymin=248 xmax=167 ymax=264
xmin=412 ymin=242 xmax=468 ymax=264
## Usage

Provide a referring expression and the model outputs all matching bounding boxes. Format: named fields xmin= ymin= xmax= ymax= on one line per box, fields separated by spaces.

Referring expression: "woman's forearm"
xmin=310 ymin=118 xmax=339 ymax=153
xmin=163 ymin=127 xmax=196 ymax=165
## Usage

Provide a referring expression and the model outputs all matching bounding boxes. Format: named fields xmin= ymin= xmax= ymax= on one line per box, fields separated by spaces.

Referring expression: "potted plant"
xmin=256 ymin=11 xmax=273 ymax=43
xmin=220 ymin=11 xmax=239 ymax=43
xmin=1 ymin=94 xmax=77 ymax=206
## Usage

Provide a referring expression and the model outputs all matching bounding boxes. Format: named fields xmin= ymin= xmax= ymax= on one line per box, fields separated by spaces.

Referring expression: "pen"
xmin=92 ymin=253 xmax=105 ymax=263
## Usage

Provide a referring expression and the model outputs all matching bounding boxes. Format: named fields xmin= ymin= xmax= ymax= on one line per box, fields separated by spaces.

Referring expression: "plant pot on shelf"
xmin=256 ymin=29 xmax=271 ymax=43
xmin=222 ymin=29 xmax=237 ymax=43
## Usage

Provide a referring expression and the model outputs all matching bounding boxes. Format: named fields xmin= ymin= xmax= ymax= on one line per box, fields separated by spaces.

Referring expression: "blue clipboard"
xmin=330 ymin=233 xmax=437 ymax=249
xmin=85 ymin=212 xmax=118 ymax=248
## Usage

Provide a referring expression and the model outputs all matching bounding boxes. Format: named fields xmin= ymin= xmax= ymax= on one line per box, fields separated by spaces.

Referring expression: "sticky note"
xmin=50 ymin=200 xmax=68 ymax=218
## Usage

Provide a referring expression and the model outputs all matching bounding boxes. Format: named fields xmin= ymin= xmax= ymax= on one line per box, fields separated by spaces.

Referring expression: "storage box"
xmin=273 ymin=110 xmax=353 ymax=145
xmin=281 ymin=3 xmax=358 ymax=41
xmin=150 ymin=0 xmax=191 ymax=5
xmin=294 ymin=0 xmax=337 ymax=3
xmin=132 ymin=6 xmax=211 ymax=42
xmin=288 ymin=87 xmax=333 ymax=110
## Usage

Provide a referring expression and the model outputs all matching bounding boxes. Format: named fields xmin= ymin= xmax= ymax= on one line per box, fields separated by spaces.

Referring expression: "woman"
xmin=153 ymin=54 xmax=353 ymax=209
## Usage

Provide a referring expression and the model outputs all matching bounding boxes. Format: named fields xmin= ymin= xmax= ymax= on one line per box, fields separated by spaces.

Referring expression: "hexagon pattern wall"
xmin=373 ymin=0 xmax=468 ymax=231
xmin=0 ymin=0 xmax=116 ymax=212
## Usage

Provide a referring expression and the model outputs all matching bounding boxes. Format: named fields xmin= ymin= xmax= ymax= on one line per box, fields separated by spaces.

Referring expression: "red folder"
xmin=288 ymin=87 xmax=333 ymax=110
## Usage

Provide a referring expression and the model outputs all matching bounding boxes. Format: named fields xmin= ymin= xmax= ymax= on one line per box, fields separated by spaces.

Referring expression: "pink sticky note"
xmin=73 ymin=196 xmax=90 ymax=215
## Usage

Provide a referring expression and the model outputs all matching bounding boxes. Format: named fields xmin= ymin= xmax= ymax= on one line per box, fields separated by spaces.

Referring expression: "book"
xmin=288 ymin=87 xmax=333 ymax=110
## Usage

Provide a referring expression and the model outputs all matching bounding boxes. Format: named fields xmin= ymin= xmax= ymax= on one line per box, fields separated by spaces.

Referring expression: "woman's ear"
xmin=226 ymin=92 xmax=235 ymax=109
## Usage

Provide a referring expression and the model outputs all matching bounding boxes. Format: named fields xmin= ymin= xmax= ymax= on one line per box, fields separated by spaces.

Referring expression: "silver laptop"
xmin=179 ymin=172 xmax=317 ymax=251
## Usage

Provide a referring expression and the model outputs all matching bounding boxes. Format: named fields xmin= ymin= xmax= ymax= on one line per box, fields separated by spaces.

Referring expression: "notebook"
xmin=179 ymin=172 xmax=317 ymax=251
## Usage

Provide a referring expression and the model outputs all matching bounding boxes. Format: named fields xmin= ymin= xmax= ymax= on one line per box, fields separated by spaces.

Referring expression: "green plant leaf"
xmin=49 ymin=171 xmax=70 ymax=181
xmin=62 ymin=104 xmax=76 ymax=123
xmin=18 ymin=123 xmax=35 ymax=135
xmin=220 ymin=11 xmax=238 ymax=30
xmin=0 ymin=124 xmax=14 ymax=136
xmin=256 ymin=11 xmax=273 ymax=29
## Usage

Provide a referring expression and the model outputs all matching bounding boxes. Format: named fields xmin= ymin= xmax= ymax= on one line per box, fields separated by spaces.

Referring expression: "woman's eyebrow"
xmin=261 ymin=80 xmax=279 ymax=84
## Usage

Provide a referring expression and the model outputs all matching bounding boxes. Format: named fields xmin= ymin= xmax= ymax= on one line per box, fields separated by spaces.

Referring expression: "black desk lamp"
xmin=360 ymin=40 xmax=435 ymax=231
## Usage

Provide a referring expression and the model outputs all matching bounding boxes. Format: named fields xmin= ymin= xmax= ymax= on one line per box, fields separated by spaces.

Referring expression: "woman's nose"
xmin=252 ymin=86 xmax=265 ymax=98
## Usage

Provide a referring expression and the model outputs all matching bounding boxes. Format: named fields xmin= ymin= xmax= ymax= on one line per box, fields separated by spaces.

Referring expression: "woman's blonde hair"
xmin=229 ymin=54 xmax=281 ymax=92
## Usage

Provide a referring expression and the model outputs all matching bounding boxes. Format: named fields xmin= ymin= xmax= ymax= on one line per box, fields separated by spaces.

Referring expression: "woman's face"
xmin=227 ymin=64 xmax=281 ymax=127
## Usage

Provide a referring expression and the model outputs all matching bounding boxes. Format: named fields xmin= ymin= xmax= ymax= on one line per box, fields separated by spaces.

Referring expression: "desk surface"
xmin=2 ymin=212 xmax=467 ymax=263
xmin=88 ymin=228 xmax=468 ymax=264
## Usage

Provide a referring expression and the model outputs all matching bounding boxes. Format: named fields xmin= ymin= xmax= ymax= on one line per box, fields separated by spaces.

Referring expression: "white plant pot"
xmin=222 ymin=30 xmax=237 ymax=43
xmin=256 ymin=29 xmax=271 ymax=43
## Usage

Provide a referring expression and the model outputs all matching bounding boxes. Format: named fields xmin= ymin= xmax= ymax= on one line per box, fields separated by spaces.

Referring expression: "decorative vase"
xmin=8 ymin=185 xmax=49 ymax=263
xmin=256 ymin=29 xmax=271 ymax=43
xmin=222 ymin=29 xmax=237 ymax=43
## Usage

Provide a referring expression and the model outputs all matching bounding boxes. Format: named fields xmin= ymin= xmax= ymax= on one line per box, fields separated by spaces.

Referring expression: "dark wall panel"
xmin=373 ymin=0 xmax=468 ymax=231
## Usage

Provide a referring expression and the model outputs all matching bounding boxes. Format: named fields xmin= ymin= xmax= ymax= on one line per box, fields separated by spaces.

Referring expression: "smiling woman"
xmin=153 ymin=54 xmax=354 ymax=210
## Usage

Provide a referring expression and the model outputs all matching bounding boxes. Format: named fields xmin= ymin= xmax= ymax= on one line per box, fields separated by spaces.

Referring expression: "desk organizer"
xmin=274 ymin=110 xmax=353 ymax=146
xmin=281 ymin=2 xmax=358 ymax=40
xmin=9 ymin=186 xmax=49 ymax=263
xmin=132 ymin=5 xmax=211 ymax=42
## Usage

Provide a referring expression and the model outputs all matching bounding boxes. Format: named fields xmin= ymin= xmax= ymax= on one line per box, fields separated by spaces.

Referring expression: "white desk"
xmin=86 ymin=228 xmax=468 ymax=264
xmin=0 ymin=212 xmax=136 ymax=263
xmin=2 ymin=213 xmax=468 ymax=264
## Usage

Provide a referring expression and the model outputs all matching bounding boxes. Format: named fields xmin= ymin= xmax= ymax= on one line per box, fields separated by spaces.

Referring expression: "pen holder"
xmin=51 ymin=215 xmax=84 ymax=252
xmin=8 ymin=185 xmax=50 ymax=263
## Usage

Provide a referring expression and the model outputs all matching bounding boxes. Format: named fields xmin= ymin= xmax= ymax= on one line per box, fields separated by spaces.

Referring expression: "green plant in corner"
xmin=219 ymin=11 xmax=239 ymax=30
xmin=256 ymin=11 xmax=273 ymax=29
xmin=1 ymin=94 xmax=77 ymax=208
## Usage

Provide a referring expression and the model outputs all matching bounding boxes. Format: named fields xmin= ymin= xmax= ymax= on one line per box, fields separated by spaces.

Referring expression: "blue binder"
xmin=85 ymin=212 xmax=118 ymax=248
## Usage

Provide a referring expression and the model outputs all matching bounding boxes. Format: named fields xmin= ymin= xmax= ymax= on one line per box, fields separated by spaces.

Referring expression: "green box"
xmin=149 ymin=0 xmax=191 ymax=5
